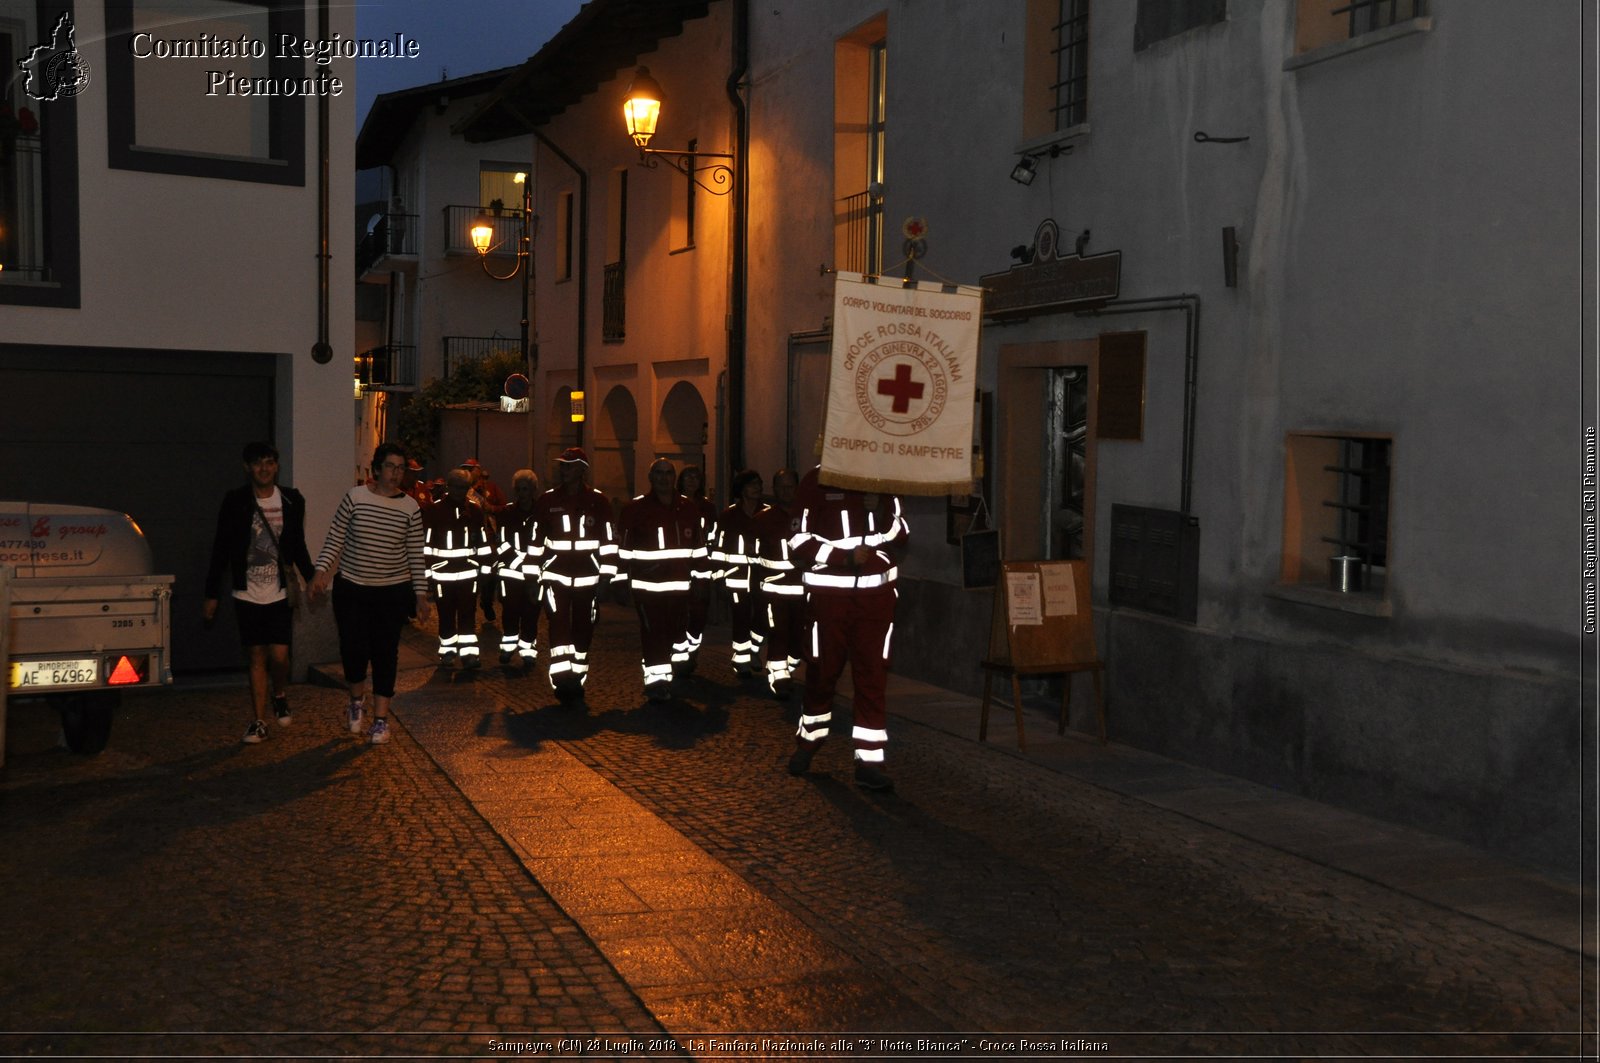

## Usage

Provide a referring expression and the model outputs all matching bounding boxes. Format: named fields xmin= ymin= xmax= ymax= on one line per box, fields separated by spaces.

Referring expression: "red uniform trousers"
xmin=433 ymin=578 xmax=480 ymax=661
xmin=498 ymin=573 xmax=541 ymax=661
xmin=728 ymin=581 xmax=768 ymax=669
xmin=543 ymin=582 xmax=599 ymax=688
xmin=634 ymin=590 xmax=690 ymax=689
xmin=762 ymin=590 xmax=806 ymax=689
xmin=799 ymin=587 xmax=895 ymax=763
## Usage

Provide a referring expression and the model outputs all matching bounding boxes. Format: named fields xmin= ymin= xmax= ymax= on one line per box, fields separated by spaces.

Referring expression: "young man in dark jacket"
xmin=203 ymin=441 xmax=316 ymax=743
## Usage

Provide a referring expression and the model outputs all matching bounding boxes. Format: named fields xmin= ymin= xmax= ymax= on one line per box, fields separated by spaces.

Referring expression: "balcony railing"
xmin=603 ymin=261 xmax=625 ymax=341
xmin=443 ymin=204 xmax=531 ymax=257
xmin=355 ymin=343 xmax=417 ymax=389
xmin=356 ymin=211 xmax=418 ymax=274
xmin=835 ymin=189 xmax=884 ymax=276
xmin=444 ymin=335 xmax=521 ymax=379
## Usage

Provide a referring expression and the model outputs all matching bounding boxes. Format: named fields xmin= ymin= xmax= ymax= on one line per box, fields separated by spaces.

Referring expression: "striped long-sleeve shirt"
xmin=315 ymin=485 xmax=427 ymax=595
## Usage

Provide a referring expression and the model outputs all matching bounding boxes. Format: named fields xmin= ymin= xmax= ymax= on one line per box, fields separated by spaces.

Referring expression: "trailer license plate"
xmin=9 ymin=659 xmax=99 ymax=690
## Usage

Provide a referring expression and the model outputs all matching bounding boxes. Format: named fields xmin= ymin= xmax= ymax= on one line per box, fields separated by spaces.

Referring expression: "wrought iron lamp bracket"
xmin=637 ymin=148 xmax=735 ymax=195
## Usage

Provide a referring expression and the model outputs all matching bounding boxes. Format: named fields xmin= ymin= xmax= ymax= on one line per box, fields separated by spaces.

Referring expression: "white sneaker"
xmin=242 ymin=719 xmax=268 ymax=744
xmin=369 ymin=717 xmax=390 ymax=745
xmin=347 ymin=699 xmax=364 ymax=734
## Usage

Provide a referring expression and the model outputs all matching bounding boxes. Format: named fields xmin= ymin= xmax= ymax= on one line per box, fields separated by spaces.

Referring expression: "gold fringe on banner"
xmin=818 ymin=469 xmax=970 ymax=497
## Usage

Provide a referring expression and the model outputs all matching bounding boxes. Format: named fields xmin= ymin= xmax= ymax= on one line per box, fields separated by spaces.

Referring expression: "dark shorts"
xmin=234 ymin=598 xmax=293 ymax=648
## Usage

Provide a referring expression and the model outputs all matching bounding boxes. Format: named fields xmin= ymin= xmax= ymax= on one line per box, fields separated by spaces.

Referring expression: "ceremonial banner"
xmin=822 ymin=272 xmax=982 ymax=495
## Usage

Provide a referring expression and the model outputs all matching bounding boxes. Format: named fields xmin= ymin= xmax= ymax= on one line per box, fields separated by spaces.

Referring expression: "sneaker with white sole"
xmin=347 ymin=699 xmax=364 ymax=734
xmin=272 ymin=695 xmax=291 ymax=726
xmin=242 ymin=719 xmax=268 ymax=744
xmin=369 ymin=717 xmax=390 ymax=744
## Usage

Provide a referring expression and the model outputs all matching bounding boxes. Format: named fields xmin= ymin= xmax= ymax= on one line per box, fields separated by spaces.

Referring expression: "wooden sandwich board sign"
xmin=979 ymin=559 xmax=1106 ymax=749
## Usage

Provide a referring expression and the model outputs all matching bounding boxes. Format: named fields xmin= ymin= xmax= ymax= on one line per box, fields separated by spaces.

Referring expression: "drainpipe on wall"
xmin=309 ymin=0 xmax=333 ymax=369
xmin=724 ymin=0 xmax=750 ymax=477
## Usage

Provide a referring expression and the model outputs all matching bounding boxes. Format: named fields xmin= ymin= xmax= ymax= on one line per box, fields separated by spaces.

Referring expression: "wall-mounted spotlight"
xmin=1008 ymin=142 xmax=1072 ymax=186
xmin=622 ymin=66 xmax=735 ymax=195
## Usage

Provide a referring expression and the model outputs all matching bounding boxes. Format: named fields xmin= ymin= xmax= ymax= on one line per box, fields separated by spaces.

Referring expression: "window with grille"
xmin=1053 ymin=0 xmax=1090 ymax=130
xmin=603 ymin=169 xmax=626 ymax=341
xmin=1295 ymin=0 xmax=1426 ymax=54
xmin=1282 ymin=433 xmax=1392 ymax=593
xmin=833 ymin=17 xmax=886 ymax=276
xmin=1022 ymin=0 xmax=1091 ymax=141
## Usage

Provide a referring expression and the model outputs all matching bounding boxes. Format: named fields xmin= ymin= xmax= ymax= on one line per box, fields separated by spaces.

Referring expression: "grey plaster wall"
xmin=1102 ymin=609 xmax=1585 ymax=877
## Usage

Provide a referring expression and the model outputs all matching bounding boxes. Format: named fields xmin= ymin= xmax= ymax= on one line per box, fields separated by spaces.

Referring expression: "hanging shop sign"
xmin=981 ymin=219 xmax=1121 ymax=319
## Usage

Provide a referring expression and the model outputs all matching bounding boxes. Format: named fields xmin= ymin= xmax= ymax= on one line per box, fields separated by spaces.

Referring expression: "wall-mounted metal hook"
xmin=1194 ymin=131 xmax=1250 ymax=144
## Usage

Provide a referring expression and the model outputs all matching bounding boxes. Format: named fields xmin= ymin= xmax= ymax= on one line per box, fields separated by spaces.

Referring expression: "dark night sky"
xmin=354 ymin=0 xmax=586 ymax=130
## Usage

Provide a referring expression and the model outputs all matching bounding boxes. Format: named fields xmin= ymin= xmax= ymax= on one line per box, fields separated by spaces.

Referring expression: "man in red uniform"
xmin=463 ymin=459 xmax=507 ymax=625
xmin=618 ymin=458 xmax=707 ymax=701
xmin=495 ymin=469 xmax=542 ymax=669
xmin=676 ymin=464 xmax=717 ymax=674
xmin=757 ymin=467 xmax=805 ymax=699
xmin=422 ymin=466 xmax=492 ymax=669
xmin=785 ymin=466 xmax=909 ymax=791
xmin=711 ymin=469 xmax=770 ymax=679
xmin=533 ymin=448 xmax=618 ymax=702
xmin=405 ymin=458 xmax=431 ymax=508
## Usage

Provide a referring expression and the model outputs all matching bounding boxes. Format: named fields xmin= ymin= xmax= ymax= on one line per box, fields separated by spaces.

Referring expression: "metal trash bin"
xmin=1329 ymin=555 xmax=1364 ymax=593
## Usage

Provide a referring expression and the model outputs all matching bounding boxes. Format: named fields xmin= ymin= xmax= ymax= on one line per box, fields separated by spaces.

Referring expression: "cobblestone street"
xmin=0 ymin=604 xmax=1592 ymax=1059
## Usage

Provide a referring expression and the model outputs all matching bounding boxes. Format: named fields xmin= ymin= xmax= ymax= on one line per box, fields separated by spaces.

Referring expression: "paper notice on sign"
xmin=1041 ymin=562 xmax=1078 ymax=616
xmin=1006 ymin=570 xmax=1043 ymax=626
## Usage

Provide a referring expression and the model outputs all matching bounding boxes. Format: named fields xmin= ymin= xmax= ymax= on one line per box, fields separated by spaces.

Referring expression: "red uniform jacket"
xmin=757 ymin=501 xmax=805 ymax=599
xmin=617 ymin=492 xmax=708 ymax=594
xmin=711 ymin=501 xmax=770 ymax=592
xmin=533 ymin=486 xmax=617 ymax=589
xmin=422 ymin=497 xmax=492 ymax=584
xmin=788 ymin=468 xmax=908 ymax=597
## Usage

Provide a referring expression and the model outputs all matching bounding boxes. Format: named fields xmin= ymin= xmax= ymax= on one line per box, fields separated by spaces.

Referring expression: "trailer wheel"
xmin=56 ymin=691 xmax=118 ymax=755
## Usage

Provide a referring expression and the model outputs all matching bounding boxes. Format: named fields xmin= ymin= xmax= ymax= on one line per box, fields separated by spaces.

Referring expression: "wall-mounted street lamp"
xmin=471 ymin=171 xmax=536 ymax=390
xmin=622 ymin=66 xmax=734 ymax=196
xmin=1009 ymin=142 xmax=1072 ymax=186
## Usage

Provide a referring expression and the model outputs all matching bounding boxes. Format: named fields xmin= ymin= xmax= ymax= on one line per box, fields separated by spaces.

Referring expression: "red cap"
xmin=461 ymin=457 xmax=481 ymax=468
xmin=557 ymin=447 xmax=588 ymax=465
xmin=407 ymin=458 xmax=424 ymax=471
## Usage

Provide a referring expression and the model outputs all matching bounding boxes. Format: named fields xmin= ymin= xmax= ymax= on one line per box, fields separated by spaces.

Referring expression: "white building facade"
xmin=458 ymin=0 xmax=1590 ymax=874
xmin=3 ymin=0 xmax=359 ymax=671
xmin=744 ymin=0 xmax=1588 ymax=875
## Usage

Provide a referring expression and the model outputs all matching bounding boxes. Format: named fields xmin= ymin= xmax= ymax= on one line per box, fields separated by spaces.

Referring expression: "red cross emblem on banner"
xmin=876 ymin=363 xmax=925 ymax=414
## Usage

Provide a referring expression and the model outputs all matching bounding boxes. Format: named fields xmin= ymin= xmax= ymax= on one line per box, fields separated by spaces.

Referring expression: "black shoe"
xmin=555 ymin=680 xmax=583 ymax=703
xmin=771 ymin=678 xmax=795 ymax=701
xmin=787 ymin=743 xmax=817 ymax=777
xmin=499 ymin=650 xmax=514 ymax=665
xmin=437 ymin=653 xmax=457 ymax=669
xmin=853 ymin=762 xmax=894 ymax=792
xmin=462 ymin=655 xmax=481 ymax=671
xmin=645 ymin=681 xmax=672 ymax=702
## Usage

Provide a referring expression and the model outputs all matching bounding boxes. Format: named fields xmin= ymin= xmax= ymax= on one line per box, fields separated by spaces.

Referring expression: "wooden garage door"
xmin=0 ymin=345 xmax=277 ymax=672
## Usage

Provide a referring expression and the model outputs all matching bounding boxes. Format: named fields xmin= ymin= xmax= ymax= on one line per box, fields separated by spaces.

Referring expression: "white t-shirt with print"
xmin=236 ymin=487 xmax=286 ymax=605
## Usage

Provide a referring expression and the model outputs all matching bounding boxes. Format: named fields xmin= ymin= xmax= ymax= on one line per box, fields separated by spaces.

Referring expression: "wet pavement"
xmin=0 ymin=602 xmax=1593 ymax=1060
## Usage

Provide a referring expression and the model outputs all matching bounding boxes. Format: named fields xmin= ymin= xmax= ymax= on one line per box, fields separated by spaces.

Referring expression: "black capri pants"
xmin=331 ymin=576 xmax=414 ymax=698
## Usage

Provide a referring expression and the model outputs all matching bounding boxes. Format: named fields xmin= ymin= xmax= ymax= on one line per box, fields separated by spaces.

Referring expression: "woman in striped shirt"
xmin=309 ymin=442 xmax=430 ymax=744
